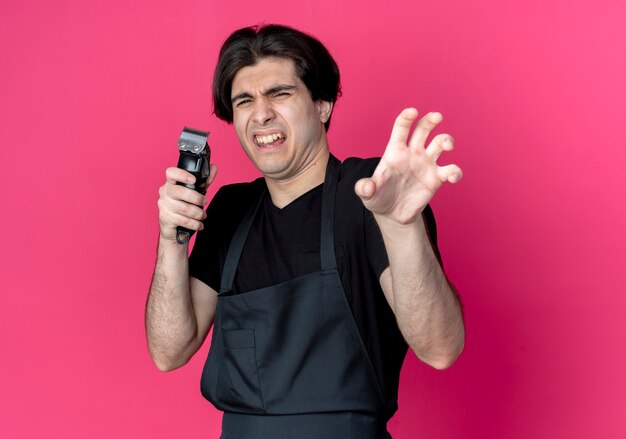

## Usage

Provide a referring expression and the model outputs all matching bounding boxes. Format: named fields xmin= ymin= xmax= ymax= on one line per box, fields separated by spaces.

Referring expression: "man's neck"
xmin=264 ymin=150 xmax=330 ymax=209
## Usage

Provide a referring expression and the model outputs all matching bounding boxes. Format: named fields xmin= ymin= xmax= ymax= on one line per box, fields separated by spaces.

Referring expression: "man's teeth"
xmin=255 ymin=133 xmax=284 ymax=144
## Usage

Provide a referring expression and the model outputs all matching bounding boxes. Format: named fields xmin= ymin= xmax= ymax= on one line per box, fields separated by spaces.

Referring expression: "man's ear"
xmin=317 ymin=100 xmax=333 ymax=124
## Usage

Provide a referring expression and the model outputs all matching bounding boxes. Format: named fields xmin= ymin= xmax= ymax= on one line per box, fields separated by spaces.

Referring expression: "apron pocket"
xmin=217 ymin=328 xmax=264 ymax=413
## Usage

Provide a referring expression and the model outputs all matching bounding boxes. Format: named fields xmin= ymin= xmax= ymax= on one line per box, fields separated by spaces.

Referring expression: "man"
xmin=146 ymin=24 xmax=464 ymax=438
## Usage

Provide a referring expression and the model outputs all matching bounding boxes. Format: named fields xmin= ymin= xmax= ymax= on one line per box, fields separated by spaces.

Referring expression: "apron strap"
xmin=219 ymin=189 xmax=265 ymax=295
xmin=320 ymin=155 xmax=340 ymax=272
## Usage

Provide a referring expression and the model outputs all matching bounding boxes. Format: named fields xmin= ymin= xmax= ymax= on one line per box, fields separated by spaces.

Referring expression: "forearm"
xmin=146 ymin=236 xmax=198 ymax=371
xmin=376 ymin=213 xmax=464 ymax=369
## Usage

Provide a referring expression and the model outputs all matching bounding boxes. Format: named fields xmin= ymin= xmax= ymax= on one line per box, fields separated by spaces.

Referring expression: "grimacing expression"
xmin=231 ymin=57 xmax=332 ymax=182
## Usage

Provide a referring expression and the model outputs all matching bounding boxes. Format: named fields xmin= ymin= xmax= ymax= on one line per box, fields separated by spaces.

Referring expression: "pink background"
xmin=1 ymin=0 xmax=625 ymax=437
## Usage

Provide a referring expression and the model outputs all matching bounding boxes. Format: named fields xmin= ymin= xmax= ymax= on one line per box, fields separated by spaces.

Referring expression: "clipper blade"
xmin=178 ymin=127 xmax=209 ymax=153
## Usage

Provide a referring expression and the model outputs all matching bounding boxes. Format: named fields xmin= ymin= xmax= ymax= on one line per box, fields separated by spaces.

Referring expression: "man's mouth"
xmin=254 ymin=132 xmax=285 ymax=147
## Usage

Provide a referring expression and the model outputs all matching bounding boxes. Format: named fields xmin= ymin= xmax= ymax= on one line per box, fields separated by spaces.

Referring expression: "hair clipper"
xmin=176 ymin=127 xmax=211 ymax=245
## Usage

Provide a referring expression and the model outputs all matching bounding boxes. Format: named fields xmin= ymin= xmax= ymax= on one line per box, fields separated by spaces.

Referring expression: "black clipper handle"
xmin=175 ymin=128 xmax=210 ymax=245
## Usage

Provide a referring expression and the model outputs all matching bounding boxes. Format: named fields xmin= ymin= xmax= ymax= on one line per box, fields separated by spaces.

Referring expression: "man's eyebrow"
xmin=231 ymin=91 xmax=253 ymax=103
xmin=263 ymin=84 xmax=296 ymax=95
xmin=232 ymin=85 xmax=297 ymax=103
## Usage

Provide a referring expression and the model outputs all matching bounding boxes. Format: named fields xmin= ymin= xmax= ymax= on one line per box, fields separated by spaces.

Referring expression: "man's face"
xmin=231 ymin=57 xmax=332 ymax=182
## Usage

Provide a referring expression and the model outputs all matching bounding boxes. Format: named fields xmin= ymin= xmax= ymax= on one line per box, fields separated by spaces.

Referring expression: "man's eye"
xmin=275 ymin=92 xmax=290 ymax=98
xmin=236 ymin=99 xmax=252 ymax=107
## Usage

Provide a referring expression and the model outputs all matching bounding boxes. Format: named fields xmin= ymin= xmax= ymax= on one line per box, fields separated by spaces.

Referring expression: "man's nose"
xmin=251 ymin=97 xmax=275 ymax=125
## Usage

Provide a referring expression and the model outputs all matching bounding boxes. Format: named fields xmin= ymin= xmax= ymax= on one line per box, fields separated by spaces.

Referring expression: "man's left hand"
xmin=355 ymin=108 xmax=462 ymax=224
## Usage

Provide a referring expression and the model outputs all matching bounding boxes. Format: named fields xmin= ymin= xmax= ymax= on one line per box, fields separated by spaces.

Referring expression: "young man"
xmin=146 ymin=24 xmax=464 ymax=438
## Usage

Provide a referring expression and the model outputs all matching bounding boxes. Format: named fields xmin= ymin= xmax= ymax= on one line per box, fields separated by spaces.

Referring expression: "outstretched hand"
xmin=355 ymin=108 xmax=462 ymax=225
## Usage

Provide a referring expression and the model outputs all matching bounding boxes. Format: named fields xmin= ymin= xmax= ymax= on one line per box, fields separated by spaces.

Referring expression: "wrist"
xmin=373 ymin=210 xmax=425 ymax=232
xmin=158 ymin=232 xmax=189 ymax=252
xmin=156 ymin=233 xmax=191 ymax=276
xmin=373 ymin=212 xmax=432 ymax=254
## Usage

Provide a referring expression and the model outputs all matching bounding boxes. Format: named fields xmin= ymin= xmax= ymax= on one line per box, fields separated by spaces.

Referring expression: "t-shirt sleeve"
xmin=188 ymin=186 xmax=228 ymax=291
xmin=365 ymin=203 xmax=443 ymax=279
xmin=364 ymin=208 xmax=389 ymax=279
xmin=422 ymin=204 xmax=442 ymax=266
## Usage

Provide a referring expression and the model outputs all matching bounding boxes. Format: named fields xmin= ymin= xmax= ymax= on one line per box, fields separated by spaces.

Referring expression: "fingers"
xmin=388 ymin=109 xmax=446 ymax=152
xmin=438 ymin=164 xmax=463 ymax=184
xmin=354 ymin=178 xmax=377 ymax=200
xmin=158 ymin=166 xmax=217 ymax=240
xmin=388 ymin=108 xmax=419 ymax=146
xmin=426 ymin=134 xmax=454 ymax=161
xmin=158 ymin=191 xmax=207 ymax=236
xmin=158 ymin=201 xmax=206 ymax=230
xmin=207 ymin=164 xmax=219 ymax=185
xmin=159 ymin=195 xmax=207 ymax=220
xmin=165 ymin=167 xmax=196 ymax=185
xmin=409 ymin=112 xmax=443 ymax=149
xmin=160 ymin=181 xmax=206 ymax=206
xmin=157 ymin=184 xmax=207 ymax=220
xmin=163 ymin=166 xmax=215 ymax=205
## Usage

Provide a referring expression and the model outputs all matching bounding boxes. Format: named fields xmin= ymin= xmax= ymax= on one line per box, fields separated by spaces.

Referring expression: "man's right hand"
xmin=148 ymin=164 xmax=220 ymax=371
xmin=157 ymin=165 xmax=218 ymax=242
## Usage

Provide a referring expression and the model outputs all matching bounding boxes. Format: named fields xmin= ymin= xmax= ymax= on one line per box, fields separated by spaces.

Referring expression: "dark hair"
xmin=213 ymin=24 xmax=341 ymax=131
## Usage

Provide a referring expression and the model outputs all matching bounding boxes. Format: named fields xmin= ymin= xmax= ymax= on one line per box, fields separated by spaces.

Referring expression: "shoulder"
xmin=204 ymin=178 xmax=267 ymax=238
xmin=334 ymin=156 xmax=380 ymax=205
xmin=209 ymin=178 xmax=266 ymax=213
xmin=339 ymin=156 xmax=380 ymax=182
xmin=213 ymin=177 xmax=266 ymax=201
xmin=336 ymin=156 xmax=379 ymax=199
